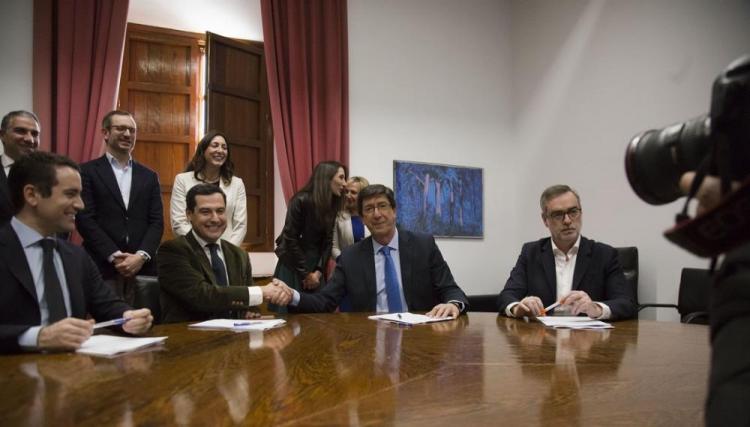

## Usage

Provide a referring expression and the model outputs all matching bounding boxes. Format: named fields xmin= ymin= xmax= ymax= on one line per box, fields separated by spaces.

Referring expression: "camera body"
xmin=625 ymin=55 xmax=750 ymax=256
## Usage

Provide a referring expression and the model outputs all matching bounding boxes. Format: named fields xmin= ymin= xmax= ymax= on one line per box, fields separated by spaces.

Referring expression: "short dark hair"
xmin=539 ymin=184 xmax=581 ymax=213
xmin=1 ymin=110 xmax=40 ymax=132
xmin=358 ymin=184 xmax=397 ymax=216
xmin=101 ymin=110 xmax=134 ymax=129
xmin=186 ymin=183 xmax=226 ymax=212
xmin=8 ymin=151 xmax=79 ymax=213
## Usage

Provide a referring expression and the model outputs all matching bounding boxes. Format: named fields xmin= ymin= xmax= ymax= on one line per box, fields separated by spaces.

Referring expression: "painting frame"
xmin=393 ymin=160 xmax=483 ymax=239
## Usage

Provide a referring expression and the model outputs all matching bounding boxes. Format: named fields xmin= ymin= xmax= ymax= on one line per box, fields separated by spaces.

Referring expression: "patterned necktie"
xmin=207 ymin=243 xmax=228 ymax=287
xmin=379 ymin=246 xmax=404 ymax=313
xmin=39 ymin=239 xmax=67 ymax=322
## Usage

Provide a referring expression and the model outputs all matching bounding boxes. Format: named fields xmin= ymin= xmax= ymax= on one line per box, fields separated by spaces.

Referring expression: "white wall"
xmin=349 ymin=0 xmax=750 ymax=320
xmin=507 ymin=0 xmax=750 ymax=319
xmin=0 ymin=0 xmax=34 ymax=115
xmin=348 ymin=0 xmax=514 ymax=297
xmin=128 ymin=0 xmax=263 ymax=41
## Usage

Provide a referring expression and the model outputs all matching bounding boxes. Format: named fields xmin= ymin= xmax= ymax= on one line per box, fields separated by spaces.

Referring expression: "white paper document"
xmin=189 ymin=318 xmax=287 ymax=331
xmin=535 ymin=316 xmax=613 ymax=329
xmin=368 ymin=312 xmax=454 ymax=325
xmin=76 ymin=335 xmax=168 ymax=357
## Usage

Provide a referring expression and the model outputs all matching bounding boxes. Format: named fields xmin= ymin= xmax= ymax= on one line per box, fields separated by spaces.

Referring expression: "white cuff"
xmin=505 ymin=302 xmax=520 ymax=317
xmin=248 ymin=286 xmax=263 ymax=306
xmin=594 ymin=302 xmax=611 ymax=320
xmin=18 ymin=326 xmax=43 ymax=349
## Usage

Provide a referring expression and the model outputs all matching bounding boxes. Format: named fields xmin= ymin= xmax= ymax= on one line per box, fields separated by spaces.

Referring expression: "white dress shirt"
xmin=12 ymin=217 xmax=72 ymax=348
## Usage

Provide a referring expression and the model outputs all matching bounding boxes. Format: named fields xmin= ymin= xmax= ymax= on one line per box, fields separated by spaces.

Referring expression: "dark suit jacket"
xmin=0 ymin=157 xmax=12 ymax=225
xmin=296 ymin=229 xmax=469 ymax=313
xmin=498 ymin=236 xmax=637 ymax=320
xmin=158 ymin=232 xmax=256 ymax=323
xmin=0 ymin=223 xmax=131 ymax=353
xmin=76 ymin=155 xmax=163 ymax=279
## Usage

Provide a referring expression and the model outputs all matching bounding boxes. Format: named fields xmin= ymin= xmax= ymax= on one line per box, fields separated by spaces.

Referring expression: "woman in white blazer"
xmin=332 ymin=176 xmax=370 ymax=259
xmin=170 ymin=130 xmax=247 ymax=246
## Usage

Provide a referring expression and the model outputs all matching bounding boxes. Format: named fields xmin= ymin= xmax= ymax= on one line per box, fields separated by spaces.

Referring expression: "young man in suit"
xmin=0 ymin=110 xmax=41 ymax=224
xmin=75 ymin=110 xmax=163 ymax=303
xmin=158 ymin=184 xmax=292 ymax=323
xmin=286 ymin=184 xmax=469 ymax=317
xmin=0 ymin=151 xmax=152 ymax=353
xmin=498 ymin=185 xmax=636 ymax=320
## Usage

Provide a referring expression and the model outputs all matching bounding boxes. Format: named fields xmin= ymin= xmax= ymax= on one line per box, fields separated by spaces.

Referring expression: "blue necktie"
xmin=207 ymin=243 xmax=228 ymax=287
xmin=379 ymin=246 xmax=403 ymax=313
xmin=40 ymin=239 xmax=67 ymax=322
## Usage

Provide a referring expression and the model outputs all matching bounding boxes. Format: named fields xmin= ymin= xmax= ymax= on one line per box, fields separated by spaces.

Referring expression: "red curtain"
xmin=261 ymin=0 xmax=350 ymax=202
xmin=33 ymin=0 xmax=129 ymax=163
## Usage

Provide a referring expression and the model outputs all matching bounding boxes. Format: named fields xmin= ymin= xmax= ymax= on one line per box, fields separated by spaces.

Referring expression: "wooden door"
xmin=118 ymin=24 xmax=203 ymax=242
xmin=206 ymin=32 xmax=274 ymax=251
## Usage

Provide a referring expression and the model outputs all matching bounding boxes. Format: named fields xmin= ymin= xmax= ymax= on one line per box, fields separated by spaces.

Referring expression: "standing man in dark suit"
xmin=158 ymin=184 xmax=292 ymax=323
xmin=76 ymin=110 xmax=163 ymax=303
xmin=285 ymin=184 xmax=468 ymax=317
xmin=499 ymin=185 xmax=636 ymax=320
xmin=0 ymin=110 xmax=41 ymax=224
xmin=0 ymin=151 xmax=152 ymax=353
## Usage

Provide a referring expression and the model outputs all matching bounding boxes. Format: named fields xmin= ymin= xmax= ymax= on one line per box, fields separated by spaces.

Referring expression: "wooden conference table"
xmin=0 ymin=313 xmax=709 ymax=426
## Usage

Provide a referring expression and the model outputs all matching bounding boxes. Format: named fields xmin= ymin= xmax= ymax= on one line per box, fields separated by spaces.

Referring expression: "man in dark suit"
xmin=158 ymin=184 xmax=292 ymax=323
xmin=0 ymin=110 xmax=41 ymax=224
xmin=0 ymin=151 xmax=152 ymax=353
xmin=287 ymin=184 xmax=468 ymax=317
xmin=498 ymin=185 xmax=636 ymax=320
xmin=75 ymin=110 xmax=163 ymax=303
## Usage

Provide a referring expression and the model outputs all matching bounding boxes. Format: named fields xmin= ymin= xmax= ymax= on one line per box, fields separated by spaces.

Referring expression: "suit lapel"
xmin=572 ymin=237 xmax=592 ymax=291
xmin=94 ymin=156 xmax=127 ymax=211
xmin=186 ymin=232 xmax=218 ymax=286
xmin=359 ymin=238 xmax=377 ymax=310
xmin=0 ymin=225 xmax=37 ymax=301
xmin=57 ymin=241 xmax=86 ymax=317
xmin=127 ymin=162 xmax=143 ymax=213
xmin=0 ymin=156 xmax=10 ymax=203
xmin=541 ymin=239 xmax=557 ymax=297
xmin=221 ymin=240 xmax=244 ymax=285
xmin=397 ymin=230 xmax=413 ymax=308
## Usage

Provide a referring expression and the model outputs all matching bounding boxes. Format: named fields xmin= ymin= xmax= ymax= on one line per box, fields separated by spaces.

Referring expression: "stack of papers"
xmin=535 ymin=316 xmax=613 ymax=329
xmin=368 ymin=312 xmax=454 ymax=325
xmin=76 ymin=335 xmax=168 ymax=357
xmin=189 ymin=318 xmax=287 ymax=331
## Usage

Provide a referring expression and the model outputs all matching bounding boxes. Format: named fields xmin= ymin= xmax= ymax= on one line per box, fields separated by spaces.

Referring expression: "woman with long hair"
xmin=170 ymin=130 xmax=247 ymax=246
xmin=273 ymin=161 xmax=347 ymax=309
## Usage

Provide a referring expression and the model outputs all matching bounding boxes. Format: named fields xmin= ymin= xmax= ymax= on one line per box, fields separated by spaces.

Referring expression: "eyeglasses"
xmin=362 ymin=202 xmax=392 ymax=215
xmin=110 ymin=125 xmax=137 ymax=133
xmin=546 ymin=207 xmax=581 ymax=222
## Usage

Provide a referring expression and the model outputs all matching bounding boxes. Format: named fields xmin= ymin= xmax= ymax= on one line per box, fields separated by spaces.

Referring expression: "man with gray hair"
xmin=498 ymin=185 xmax=636 ymax=320
xmin=0 ymin=110 xmax=41 ymax=224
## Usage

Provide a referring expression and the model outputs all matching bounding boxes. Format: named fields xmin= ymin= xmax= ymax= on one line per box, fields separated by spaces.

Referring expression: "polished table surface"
xmin=0 ymin=314 xmax=709 ymax=426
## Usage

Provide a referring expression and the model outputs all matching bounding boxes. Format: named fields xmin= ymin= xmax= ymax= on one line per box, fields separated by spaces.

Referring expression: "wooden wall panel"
xmin=119 ymin=23 xmax=203 ymax=242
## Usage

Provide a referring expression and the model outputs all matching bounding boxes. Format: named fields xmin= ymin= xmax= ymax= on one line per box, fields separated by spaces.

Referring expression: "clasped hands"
xmin=112 ymin=251 xmax=146 ymax=278
xmin=512 ymin=291 xmax=602 ymax=318
xmin=261 ymin=278 xmax=293 ymax=305
xmin=37 ymin=308 xmax=153 ymax=351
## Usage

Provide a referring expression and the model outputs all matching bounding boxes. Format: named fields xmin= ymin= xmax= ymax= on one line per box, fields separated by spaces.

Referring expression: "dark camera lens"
xmin=625 ymin=115 xmax=711 ymax=205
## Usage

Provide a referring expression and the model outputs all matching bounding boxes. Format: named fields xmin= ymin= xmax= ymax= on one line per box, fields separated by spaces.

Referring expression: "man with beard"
xmin=498 ymin=185 xmax=636 ymax=320
xmin=75 ymin=110 xmax=163 ymax=304
xmin=0 ymin=110 xmax=41 ymax=224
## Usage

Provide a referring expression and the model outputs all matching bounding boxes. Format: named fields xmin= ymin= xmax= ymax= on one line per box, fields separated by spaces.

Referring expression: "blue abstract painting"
xmin=393 ymin=160 xmax=483 ymax=238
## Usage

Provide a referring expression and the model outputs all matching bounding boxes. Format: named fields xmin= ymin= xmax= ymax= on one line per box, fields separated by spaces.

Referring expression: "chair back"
xmin=677 ymin=268 xmax=711 ymax=324
xmin=134 ymin=275 xmax=162 ymax=324
xmin=615 ymin=246 xmax=639 ymax=305
xmin=466 ymin=295 xmax=499 ymax=312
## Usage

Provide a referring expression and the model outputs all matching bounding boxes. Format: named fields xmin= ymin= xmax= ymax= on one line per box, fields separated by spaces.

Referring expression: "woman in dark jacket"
xmin=272 ymin=161 xmax=347 ymax=311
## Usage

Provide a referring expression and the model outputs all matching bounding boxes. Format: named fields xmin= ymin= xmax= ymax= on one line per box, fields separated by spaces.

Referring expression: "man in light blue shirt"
xmin=285 ymin=184 xmax=468 ymax=316
xmin=0 ymin=151 xmax=152 ymax=353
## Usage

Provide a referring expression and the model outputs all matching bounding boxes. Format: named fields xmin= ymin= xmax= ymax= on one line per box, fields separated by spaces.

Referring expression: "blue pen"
xmin=233 ymin=321 xmax=262 ymax=327
xmin=94 ymin=318 xmax=128 ymax=329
